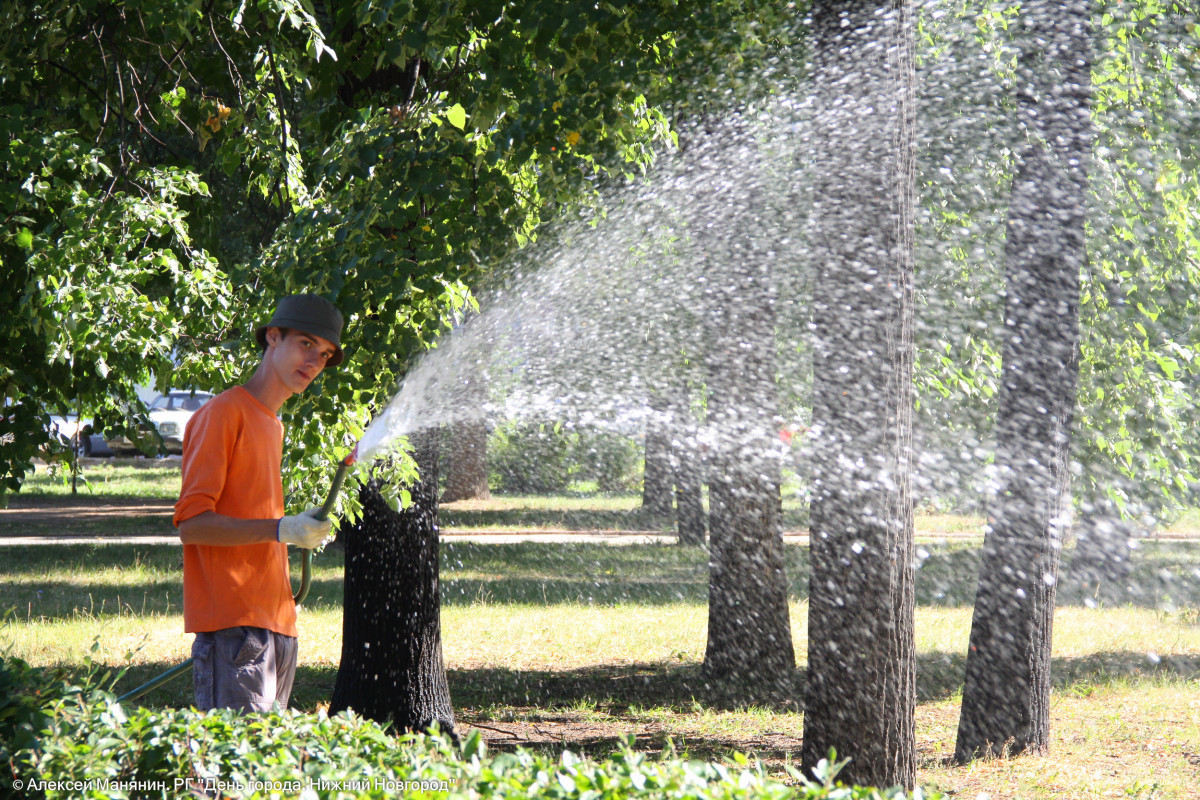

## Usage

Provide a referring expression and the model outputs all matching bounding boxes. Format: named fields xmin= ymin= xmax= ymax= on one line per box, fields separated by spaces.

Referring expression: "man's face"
xmin=265 ymin=327 xmax=338 ymax=394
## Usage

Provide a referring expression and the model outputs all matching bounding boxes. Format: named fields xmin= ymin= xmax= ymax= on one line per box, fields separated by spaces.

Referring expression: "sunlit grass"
xmin=2 ymin=489 xmax=1199 ymax=799
xmin=1166 ymin=506 xmax=1200 ymax=534
xmin=13 ymin=459 xmax=182 ymax=501
xmin=918 ymin=682 xmax=1200 ymax=800
xmin=446 ymin=493 xmax=643 ymax=512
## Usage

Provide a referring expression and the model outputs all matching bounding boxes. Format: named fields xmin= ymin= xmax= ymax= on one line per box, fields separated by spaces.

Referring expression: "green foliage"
xmin=1077 ymin=0 xmax=1200 ymax=520
xmin=0 ymin=0 xmax=791 ymax=521
xmin=0 ymin=1 xmax=240 ymax=498
xmin=0 ymin=654 xmax=79 ymax=783
xmin=573 ymin=429 xmax=642 ymax=493
xmin=490 ymin=420 xmax=640 ymax=494
xmin=490 ymin=419 xmax=573 ymax=494
xmin=912 ymin=0 xmax=1200 ymax=521
xmin=9 ymin=677 xmax=946 ymax=799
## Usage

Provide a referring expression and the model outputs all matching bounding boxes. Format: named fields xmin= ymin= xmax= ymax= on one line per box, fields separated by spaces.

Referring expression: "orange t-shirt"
xmin=173 ymin=386 xmax=298 ymax=637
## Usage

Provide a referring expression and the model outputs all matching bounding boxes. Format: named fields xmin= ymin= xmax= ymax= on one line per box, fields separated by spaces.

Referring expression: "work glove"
xmin=277 ymin=508 xmax=332 ymax=549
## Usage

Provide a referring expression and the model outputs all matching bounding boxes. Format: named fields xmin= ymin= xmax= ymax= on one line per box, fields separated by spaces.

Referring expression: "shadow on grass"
xmin=440 ymin=502 xmax=810 ymax=535
xmin=5 ymin=539 xmax=1200 ymax=620
xmin=903 ymin=541 xmax=1200 ymax=609
xmin=0 ymin=544 xmax=313 ymax=619
xmin=916 ymin=648 xmax=1200 ymax=703
xmin=113 ymin=647 xmax=1200 ymax=766
xmin=443 ymin=650 xmax=1200 ymax=713
xmin=0 ymin=512 xmax=177 ymax=538
xmin=1 ymin=493 xmax=176 ymax=508
xmin=0 ymin=481 xmax=179 ymax=537
xmin=112 ymin=647 xmax=1200 ymax=714
xmin=215 ymin=536 xmax=1200 ymax=613
xmin=440 ymin=506 xmax=673 ymax=532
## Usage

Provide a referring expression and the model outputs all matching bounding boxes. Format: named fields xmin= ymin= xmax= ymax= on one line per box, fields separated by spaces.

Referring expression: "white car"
xmin=107 ymin=391 xmax=213 ymax=454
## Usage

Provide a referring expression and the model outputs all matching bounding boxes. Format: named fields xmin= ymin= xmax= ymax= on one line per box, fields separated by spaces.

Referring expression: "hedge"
xmin=2 ymin=655 xmax=946 ymax=800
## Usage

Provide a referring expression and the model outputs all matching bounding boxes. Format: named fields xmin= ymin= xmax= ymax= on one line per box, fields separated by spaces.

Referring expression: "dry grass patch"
xmin=918 ymin=684 xmax=1200 ymax=799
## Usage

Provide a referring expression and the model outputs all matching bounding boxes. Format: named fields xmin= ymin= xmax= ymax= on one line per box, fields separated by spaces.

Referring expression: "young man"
xmin=173 ymin=294 xmax=345 ymax=712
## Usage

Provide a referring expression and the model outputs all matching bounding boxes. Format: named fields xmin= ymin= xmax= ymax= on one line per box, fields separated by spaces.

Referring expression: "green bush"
xmin=570 ymin=429 xmax=641 ymax=493
xmin=8 ymin=685 xmax=947 ymax=800
xmin=490 ymin=419 xmax=573 ymax=493
xmin=490 ymin=419 xmax=641 ymax=494
xmin=0 ymin=655 xmax=80 ymax=793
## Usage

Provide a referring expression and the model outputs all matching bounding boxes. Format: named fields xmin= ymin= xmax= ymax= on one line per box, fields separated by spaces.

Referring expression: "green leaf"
xmin=445 ymin=103 xmax=467 ymax=130
xmin=461 ymin=728 xmax=485 ymax=760
xmin=15 ymin=228 xmax=33 ymax=249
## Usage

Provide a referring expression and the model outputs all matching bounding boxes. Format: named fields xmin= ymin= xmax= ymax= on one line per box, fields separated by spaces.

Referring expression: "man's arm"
xmin=177 ymin=511 xmax=279 ymax=546
xmin=178 ymin=509 xmax=332 ymax=548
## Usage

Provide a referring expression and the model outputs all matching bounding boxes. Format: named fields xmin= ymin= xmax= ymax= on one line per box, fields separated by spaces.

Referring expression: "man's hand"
xmin=277 ymin=508 xmax=332 ymax=549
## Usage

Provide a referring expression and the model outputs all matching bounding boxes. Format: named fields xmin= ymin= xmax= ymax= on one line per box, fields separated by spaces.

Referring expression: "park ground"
xmin=1 ymin=459 xmax=1199 ymax=799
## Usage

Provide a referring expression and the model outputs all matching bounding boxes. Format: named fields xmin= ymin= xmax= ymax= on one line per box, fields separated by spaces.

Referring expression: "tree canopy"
xmin=909 ymin=0 xmax=1200 ymax=526
xmin=0 ymin=0 xmax=792 ymax=509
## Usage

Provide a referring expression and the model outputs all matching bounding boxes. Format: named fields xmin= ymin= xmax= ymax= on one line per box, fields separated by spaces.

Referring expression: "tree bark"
xmin=660 ymin=381 xmax=706 ymax=546
xmin=802 ymin=0 xmax=917 ymax=789
xmin=441 ymin=418 xmax=491 ymax=502
xmin=330 ymin=431 xmax=457 ymax=741
xmin=703 ymin=323 xmax=794 ymax=702
xmin=673 ymin=405 xmax=707 ymax=548
xmin=674 ymin=466 xmax=706 ymax=545
xmin=700 ymin=303 xmax=796 ymax=705
xmin=699 ymin=121 xmax=795 ymax=704
xmin=955 ymin=0 xmax=1091 ymax=763
xmin=642 ymin=393 xmax=676 ymax=517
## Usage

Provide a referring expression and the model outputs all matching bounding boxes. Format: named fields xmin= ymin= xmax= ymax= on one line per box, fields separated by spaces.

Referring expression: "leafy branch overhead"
xmin=8 ymin=0 xmax=1198 ymax=527
xmin=0 ymin=0 xmax=789 ymax=508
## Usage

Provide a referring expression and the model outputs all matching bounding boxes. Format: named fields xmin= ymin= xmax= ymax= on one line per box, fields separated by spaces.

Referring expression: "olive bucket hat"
xmin=254 ymin=294 xmax=345 ymax=367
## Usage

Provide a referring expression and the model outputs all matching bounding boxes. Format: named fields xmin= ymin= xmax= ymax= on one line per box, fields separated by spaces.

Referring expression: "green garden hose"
xmin=291 ymin=451 xmax=355 ymax=606
xmin=116 ymin=449 xmax=357 ymax=704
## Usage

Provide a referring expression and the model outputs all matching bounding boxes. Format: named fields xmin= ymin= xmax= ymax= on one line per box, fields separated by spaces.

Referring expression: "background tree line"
xmin=4 ymin=0 xmax=1200 ymax=791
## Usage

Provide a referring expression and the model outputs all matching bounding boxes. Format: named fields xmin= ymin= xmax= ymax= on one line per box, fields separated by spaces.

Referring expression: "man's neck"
xmin=242 ymin=364 xmax=292 ymax=414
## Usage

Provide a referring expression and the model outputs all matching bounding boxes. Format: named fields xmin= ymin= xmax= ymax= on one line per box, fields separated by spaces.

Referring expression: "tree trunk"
xmin=802 ymin=0 xmax=917 ymax=789
xmin=642 ymin=393 xmax=676 ymax=517
xmin=955 ymin=1 xmax=1091 ymax=762
xmin=663 ymin=382 xmax=706 ymax=546
xmin=699 ymin=121 xmax=794 ymax=704
xmin=673 ymin=442 xmax=706 ymax=546
xmin=330 ymin=431 xmax=457 ymax=741
xmin=674 ymin=471 xmax=705 ymax=545
xmin=703 ymin=342 xmax=793 ymax=702
xmin=441 ymin=418 xmax=491 ymax=502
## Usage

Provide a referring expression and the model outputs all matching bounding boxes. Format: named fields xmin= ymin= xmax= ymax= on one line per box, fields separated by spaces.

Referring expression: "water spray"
xmin=117 ymin=446 xmax=358 ymax=704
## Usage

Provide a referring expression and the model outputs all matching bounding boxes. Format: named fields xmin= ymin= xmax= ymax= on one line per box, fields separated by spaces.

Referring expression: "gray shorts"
xmin=192 ymin=626 xmax=298 ymax=713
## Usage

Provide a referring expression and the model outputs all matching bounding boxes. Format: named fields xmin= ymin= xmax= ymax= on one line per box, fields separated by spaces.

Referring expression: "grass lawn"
xmin=10 ymin=458 xmax=184 ymax=501
xmin=4 ymin=459 xmax=982 ymax=538
xmin=2 ymin=461 xmax=1199 ymax=797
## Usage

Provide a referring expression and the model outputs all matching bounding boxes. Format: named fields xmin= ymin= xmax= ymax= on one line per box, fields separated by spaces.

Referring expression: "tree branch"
xmin=210 ymin=11 xmax=245 ymax=105
xmin=41 ymin=59 xmax=108 ymax=117
xmin=264 ymin=39 xmax=292 ymax=207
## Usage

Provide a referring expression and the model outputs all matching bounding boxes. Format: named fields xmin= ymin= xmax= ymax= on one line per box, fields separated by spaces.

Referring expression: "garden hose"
xmin=292 ymin=449 xmax=356 ymax=606
xmin=116 ymin=448 xmax=357 ymax=704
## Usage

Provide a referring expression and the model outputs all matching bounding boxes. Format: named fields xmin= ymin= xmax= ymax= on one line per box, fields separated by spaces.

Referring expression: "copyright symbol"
xmin=12 ymin=780 xmax=21 ymax=790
